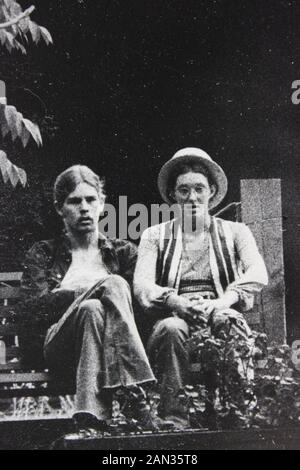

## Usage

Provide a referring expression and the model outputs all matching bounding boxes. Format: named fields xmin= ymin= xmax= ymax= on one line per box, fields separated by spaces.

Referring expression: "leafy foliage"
xmin=0 ymin=102 xmax=42 ymax=146
xmin=0 ymin=1 xmax=52 ymax=53
xmin=177 ymin=324 xmax=300 ymax=431
xmin=0 ymin=0 xmax=52 ymax=187
xmin=0 ymin=149 xmax=26 ymax=186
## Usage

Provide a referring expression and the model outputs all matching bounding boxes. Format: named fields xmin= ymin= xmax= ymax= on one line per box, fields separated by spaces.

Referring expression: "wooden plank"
xmin=241 ymin=180 xmax=263 ymax=224
xmin=0 ymin=371 xmax=51 ymax=384
xmin=261 ymin=217 xmax=286 ymax=342
xmin=0 ymin=272 xmax=22 ymax=282
xmin=0 ymin=388 xmax=52 ymax=399
xmin=0 ymin=362 xmax=23 ymax=371
xmin=261 ymin=179 xmax=282 ymax=220
xmin=241 ymin=179 xmax=286 ymax=343
xmin=245 ymin=310 xmax=261 ymax=325
xmin=0 ymin=385 xmax=74 ymax=398
xmin=0 ymin=287 xmax=20 ymax=299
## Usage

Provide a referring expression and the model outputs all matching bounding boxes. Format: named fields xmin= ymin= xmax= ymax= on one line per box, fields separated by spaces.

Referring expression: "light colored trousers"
xmin=44 ymin=274 xmax=155 ymax=420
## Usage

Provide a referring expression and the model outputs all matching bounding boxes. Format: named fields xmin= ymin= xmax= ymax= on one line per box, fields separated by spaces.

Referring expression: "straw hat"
xmin=157 ymin=147 xmax=228 ymax=209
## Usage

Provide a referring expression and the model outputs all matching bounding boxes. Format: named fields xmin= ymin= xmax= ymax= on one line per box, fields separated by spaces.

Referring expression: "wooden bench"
xmin=0 ymin=272 xmax=74 ymax=399
xmin=0 ymin=203 xmax=242 ymax=399
xmin=0 ymin=178 xmax=287 ymax=400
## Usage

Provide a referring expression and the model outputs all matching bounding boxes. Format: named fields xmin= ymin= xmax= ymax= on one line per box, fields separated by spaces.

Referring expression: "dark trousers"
xmin=147 ymin=309 xmax=252 ymax=419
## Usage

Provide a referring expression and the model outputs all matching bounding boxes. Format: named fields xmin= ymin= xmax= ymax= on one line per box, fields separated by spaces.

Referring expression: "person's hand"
xmin=196 ymin=298 xmax=229 ymax=316
xmin=197 ymin=291 xmax=239 ymax=316
xmin=166 ymin=294 xmax=207 ymax=326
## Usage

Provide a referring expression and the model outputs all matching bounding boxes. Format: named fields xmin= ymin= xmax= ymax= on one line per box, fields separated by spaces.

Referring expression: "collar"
xmin=177 ymin=214 xmax=212 ymax=233
xmin=58 ymin=230 xmax=115 ymax=262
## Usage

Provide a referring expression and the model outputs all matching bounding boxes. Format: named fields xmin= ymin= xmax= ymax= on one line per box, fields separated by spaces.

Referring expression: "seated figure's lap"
xmin=79 ymin=298 xmax=103 ymax=313
xmin=148 ymin=308 xmax=250 ymax=345
xmin=153 ymin=317 xmax=189 ymax=336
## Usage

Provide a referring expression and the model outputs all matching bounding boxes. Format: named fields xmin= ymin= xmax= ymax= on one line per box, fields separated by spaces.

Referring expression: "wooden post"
xmin=0 ymin=80 xmax=6 ymax=104
xmin=241 ymin=179 xmax=286 ymax=344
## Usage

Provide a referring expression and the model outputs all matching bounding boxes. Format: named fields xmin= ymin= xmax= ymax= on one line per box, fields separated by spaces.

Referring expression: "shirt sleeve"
xmin=133 ymin=226 xmax=176 ymax=313
xmin=225 ymin=223 xmax=268 ymax=311
xmin=116 ymin=239 xmax=139 ymax=286
xmin=20 ymin=242 xmax=75 ymax=327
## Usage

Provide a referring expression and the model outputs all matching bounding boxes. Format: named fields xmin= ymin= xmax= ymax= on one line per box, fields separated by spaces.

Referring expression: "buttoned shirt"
xmin=20 ymin=232 xmax=138 ymax=329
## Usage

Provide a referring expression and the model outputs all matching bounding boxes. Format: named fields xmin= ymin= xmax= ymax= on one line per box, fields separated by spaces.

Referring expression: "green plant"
xmin=0 ymin=0 xmax=52 ymax=186
xmin=181 ymin=325 xmax=300 ymax=431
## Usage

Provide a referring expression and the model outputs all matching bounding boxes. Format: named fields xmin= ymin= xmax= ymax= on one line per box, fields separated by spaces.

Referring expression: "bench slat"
xmin=0 ymin=371 xmax=51 ymax=384
xmin=0 ymin=272 xmax=22 ymax=282
xmin=246 ymin=311 xmax=261 ymax=324
xmin=0 ymin=362 xmax=23 ymax=371
xmin=0 ymin=287 xmax=21 ymax=299
xmin=0 ymin=385 xmax=74 ymax=398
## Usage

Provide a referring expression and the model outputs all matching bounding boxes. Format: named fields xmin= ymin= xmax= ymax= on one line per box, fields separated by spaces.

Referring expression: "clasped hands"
xmin=166 ymin=291 xmax=239 ymax=326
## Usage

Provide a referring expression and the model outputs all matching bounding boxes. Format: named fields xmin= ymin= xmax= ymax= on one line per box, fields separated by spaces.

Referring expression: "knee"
xmin=148 ymin=317 xmax=189 ymax=359
xmin=213 ymin=308 xmax=244 ymax=325
xmin=78 ymin=299 xmax=103 ymax=322
xmin=159 ymin=317 xmax=189 ymax=339
xmin=211 ymin=309 xmax=251 ymax=338
xmin=103 ymin=274 xmax=130 ymax=291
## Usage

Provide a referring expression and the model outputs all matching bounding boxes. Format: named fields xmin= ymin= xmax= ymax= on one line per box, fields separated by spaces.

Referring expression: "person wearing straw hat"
xmin=134 ymin=147 xmax=268 ymax=428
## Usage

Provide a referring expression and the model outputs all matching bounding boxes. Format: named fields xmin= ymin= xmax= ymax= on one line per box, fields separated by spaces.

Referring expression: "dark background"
xmin=0 ymin=0 xmax=299 ymax=340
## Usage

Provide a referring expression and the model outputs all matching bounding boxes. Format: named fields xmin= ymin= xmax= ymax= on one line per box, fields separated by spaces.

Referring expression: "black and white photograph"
xmin=0 ymin=0 xmax=299 ymax=452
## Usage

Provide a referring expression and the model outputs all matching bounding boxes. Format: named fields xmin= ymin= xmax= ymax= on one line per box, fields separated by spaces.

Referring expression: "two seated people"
xmin=20 ymin=147 xmax=268 ymax=432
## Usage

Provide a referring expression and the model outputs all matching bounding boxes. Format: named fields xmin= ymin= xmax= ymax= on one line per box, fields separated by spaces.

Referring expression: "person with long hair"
xmin=20 ymin=165 xmax=169 ymax=433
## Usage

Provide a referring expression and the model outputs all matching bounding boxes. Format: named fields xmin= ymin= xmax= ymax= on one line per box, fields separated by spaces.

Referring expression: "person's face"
xmin=56 ymin=182 xmax=104 ymax=234
xmin=172 ymin=171 xmax=216 ymax=221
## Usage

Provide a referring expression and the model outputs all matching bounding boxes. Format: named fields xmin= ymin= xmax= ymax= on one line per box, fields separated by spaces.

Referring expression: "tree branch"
xmin=0 ymin=5 xmax=35 ymax=30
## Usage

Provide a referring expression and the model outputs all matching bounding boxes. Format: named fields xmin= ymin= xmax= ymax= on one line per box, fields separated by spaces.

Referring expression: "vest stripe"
xmin=161 ymin=222 xmax=178 ymax=286
xmin=217 ymin=218 xmax=235 ymax=284
xmin=156 ymin=217 xmax=238 ymax=292
xmin=209 ymin=219 xmax=228 ymax=291
xmin=169 ymin=222 xmax=182 ymax=288
xmin=158 ymin=222 xmax=172 ymax=285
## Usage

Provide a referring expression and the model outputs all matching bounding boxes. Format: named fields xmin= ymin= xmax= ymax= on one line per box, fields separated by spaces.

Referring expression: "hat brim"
xmin=157 ymin=154 xmax=228 ymax=209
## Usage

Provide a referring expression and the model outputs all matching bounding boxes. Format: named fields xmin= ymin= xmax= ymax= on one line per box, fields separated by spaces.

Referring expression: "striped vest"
xmin=156 ymin=217 xmax=240 ymax=297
